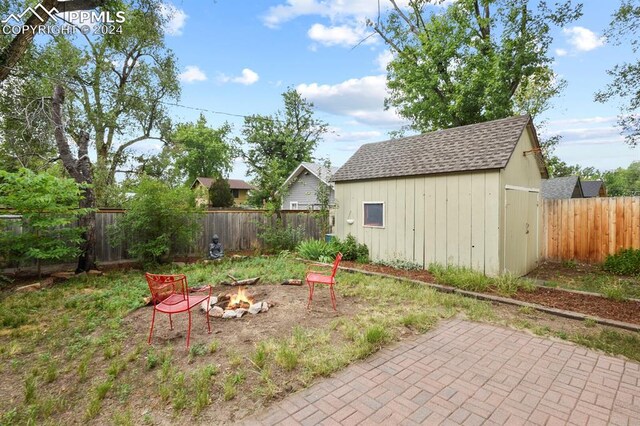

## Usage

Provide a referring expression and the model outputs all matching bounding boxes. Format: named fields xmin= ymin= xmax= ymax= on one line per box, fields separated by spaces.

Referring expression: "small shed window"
xmin=290 ymin=201 xmax=299 ymax=210
xmin=363 ymin=202 xmax=384 ymax=227
xmin=231 ymin=189 xmax=240 ymax=198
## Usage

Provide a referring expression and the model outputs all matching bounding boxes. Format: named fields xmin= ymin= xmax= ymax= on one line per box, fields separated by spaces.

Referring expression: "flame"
xmin=228 ymin=287 xmax=253 ymax=308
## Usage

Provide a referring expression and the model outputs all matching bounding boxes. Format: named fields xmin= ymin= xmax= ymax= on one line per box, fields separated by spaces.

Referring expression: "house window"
xmin=290 ymin=202 xmax=299 ymax=210
xmin=231 ymin=189 xmax=239 ymax=198
xmin=363 ymin=202 xmax=384 ymax=227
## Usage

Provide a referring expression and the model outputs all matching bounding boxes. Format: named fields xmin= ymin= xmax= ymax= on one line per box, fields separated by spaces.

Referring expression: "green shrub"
xmin=603 ymin=248 xmax=640 ymax=276
xmin=108 ymin=177 xmax=202 ymax=265
xmin=257 ymin=219 xmax=305 ymax=252
xmin=337 ymin=234 xmax=369 ymax=262
xmin=373 ymin=258 xmax=423 ymax=270
xmin=296 ymin=239 xmax=339 ymax=261
xmin=0 ymin=169 xmax=92 ymax=274
xmin=208 ymin=179 xmax=234 ymax=208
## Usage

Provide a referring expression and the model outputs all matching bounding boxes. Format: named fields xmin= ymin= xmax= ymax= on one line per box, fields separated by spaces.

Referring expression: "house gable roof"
xmin=191 ymin=177 xmax=254 ymax=190
xmin=281 ymin=162 xmax=339 ymax=190
xmin=541 ymin=176 xmax=584 ymax=199
xmin=581 ymin=180 xmax=605 ymax=198
xmin=331 ymin=115 xmax=544 ymax=182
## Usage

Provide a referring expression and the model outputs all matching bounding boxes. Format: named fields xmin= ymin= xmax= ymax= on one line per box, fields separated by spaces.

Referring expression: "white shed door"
xmin=504 ymin=187 xmax=539 ymax=276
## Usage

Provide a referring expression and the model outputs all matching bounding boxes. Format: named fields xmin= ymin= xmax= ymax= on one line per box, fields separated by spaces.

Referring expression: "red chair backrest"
xmin=145 ymin=273 xmax=188 ymax=304
xmin=331 ymin=253 xmax=343 ymax=278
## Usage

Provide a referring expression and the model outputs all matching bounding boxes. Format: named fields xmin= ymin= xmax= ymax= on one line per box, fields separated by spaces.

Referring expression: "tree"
xmin=108 ymin=177 xmax=202 ymax=265
xmin=242 ymin=89 xmax=328 ymax=209
xmin=603 ymin=161 xmax=640 ymax=196
xmin=0 ymin=0 xmax=105 ymax=83
xmin=172 ymin=114 xmax=235 ymax=185
xmin=370 ymin=0 xmax=582 ymax=132
xmin=313 ymin=158 xmax=334 ymax=236
xmin=52 ymin=84 xmax=97 ymax=272
xmin=595 ymin=0 xmax=640 ymax=146
xmin=208 ymin=179 xmax=234 ymax=208
xmin=42 ymin=0 xmax=180 ymax=205
xmin=0 ymin=169 xmax=91 ymax=276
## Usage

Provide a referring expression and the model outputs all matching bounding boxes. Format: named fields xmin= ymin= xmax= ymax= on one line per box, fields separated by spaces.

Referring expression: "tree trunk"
xmin=52 ymin=84 xmax=97 ymax=272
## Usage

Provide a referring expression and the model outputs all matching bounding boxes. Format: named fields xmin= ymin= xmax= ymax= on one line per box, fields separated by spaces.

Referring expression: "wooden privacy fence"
xmin=95 ymin=210 xmax=323 ymax=262
xmin=543 ymin=197 xmax=640 ymax=263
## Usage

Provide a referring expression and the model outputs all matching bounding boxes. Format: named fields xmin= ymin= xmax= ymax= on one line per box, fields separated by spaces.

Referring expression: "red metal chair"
xmin=145 ymin=273 xmax=212 ymax=348
xmin=306 ymin=253 xmax=343 ymax=311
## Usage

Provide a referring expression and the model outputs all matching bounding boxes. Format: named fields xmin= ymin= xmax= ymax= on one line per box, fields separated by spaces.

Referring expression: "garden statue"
xmin=208 ymin=234 xmax=224 ymax=259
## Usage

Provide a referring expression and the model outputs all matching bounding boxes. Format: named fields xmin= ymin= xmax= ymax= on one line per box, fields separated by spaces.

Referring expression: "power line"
xmin=0 ymin=63 xmax=283 ymax=124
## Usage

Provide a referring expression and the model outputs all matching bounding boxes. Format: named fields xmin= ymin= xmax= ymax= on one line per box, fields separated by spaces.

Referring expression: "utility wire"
xmin=0 ymin=63 xmax=282 ymax=124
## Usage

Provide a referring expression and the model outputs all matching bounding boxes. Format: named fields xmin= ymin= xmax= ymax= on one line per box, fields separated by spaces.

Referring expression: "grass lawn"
xmin=527 ymin=260 xmax=640 ymax=301
xmin=1 ymin=255 xmax=639 ymax=425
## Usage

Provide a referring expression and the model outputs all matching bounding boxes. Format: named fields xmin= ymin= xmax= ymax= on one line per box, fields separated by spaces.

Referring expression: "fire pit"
xmin=201 ymin=286 xmax=272 ymax=319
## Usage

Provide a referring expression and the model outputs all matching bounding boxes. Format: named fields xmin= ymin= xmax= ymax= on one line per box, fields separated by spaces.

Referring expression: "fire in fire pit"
xmin=201 ymin=286 xmax=272 ymax=319
xmin=227 ymin=287 xmax=253 ymax=310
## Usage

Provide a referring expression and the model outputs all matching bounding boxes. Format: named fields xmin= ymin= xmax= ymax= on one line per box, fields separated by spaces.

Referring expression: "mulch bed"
xmin=341 ymin=261 xmax=640 ymax=326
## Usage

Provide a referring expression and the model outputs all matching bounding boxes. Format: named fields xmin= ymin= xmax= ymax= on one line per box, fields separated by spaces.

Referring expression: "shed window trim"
xmin=363 ymin=202 xmax=385 ymax=228
xmin=290 ymin=201 xmax=299 ymax=210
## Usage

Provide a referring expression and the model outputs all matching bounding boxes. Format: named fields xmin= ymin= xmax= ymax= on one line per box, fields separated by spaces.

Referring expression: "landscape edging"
xmin=327 ymin=264 xmax=640 ymax=333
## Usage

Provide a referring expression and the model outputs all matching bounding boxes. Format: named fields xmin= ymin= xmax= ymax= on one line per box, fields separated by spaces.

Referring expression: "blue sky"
xmin=154 ymin=0 xmax=638 ymax=179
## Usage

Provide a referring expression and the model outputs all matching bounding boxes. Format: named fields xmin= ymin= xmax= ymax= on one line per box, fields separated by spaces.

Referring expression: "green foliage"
xmin=0 ymin=169 xmax=91 ymax=272
xmin=242 ymin=89 xmax=328 ymax=208
xmin=603 ymin=161 xmax=640 ymax=196
xmin=296 ymin=234 xmax=369 ymax=263
xmin=296 ymin=239 xmax=340 ymax=261
xmin=313 ymin=157 xmax=334 ymax=235
xmin=372 ymin=258 xmax=422 ymax=270
xmin=603 ymin=248 xmax=640 ymax=276
xmin=337 ymin=234 xmax=369 ymax=262
xmin=596 ymin=0 xmax=640 ymax=146
xmin=108 ymin=177 xmax=202 ymax=264
xmin=173 ymin=114 xmax=235 ymax=184
xmin=372 ymin=1 xmax=581 ymax=132
xmin=257 ymin=219 xmax=305 ymax=252
xmin=208 ymin=179 xmax=234 ymax=208
xmin=429 ymin=264 xmax=492 ymax=292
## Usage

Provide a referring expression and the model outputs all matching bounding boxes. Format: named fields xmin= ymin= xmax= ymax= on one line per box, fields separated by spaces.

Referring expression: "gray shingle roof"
xmin=301 ymin=162 xmax=339 ymax=184
xmin=331 ymin=115 xmax=535 ymax=182
xmin=581 ymin=180 xmax=604 ymax=198
xmin=541 ymin=176 xmax=584 ymax=200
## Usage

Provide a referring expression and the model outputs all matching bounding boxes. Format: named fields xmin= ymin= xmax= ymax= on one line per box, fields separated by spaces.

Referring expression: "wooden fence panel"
xmin=97 ymin=210 xmax=322 ymax=262
xmin=542 ymin=197 xmax=640 ymax=263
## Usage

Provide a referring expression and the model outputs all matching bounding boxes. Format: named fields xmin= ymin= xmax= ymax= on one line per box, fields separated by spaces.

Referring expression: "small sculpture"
xmin=208 ymin=234 xmax=224 ymax=259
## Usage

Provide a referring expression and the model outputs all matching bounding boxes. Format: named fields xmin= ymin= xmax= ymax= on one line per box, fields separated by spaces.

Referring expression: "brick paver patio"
xmin=244 ymin=319 xmax=640 ymax=425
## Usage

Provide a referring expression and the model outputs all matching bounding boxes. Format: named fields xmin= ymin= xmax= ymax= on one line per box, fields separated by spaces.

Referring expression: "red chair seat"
xmin=305 ymin=273 xmax=335 ymax=285
xmin=155 ymin=294 xmax=209 ymax=314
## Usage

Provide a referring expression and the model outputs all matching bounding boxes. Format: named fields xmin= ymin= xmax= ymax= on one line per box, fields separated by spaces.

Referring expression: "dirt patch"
xmin=342 ymin=262 xmax=640 ymax=326
xmin=508 ymin=287 xmax=640 ymax=325
xmin=95 ymin=283 xmax=366 ymax=425
xmin=341 ymin=261 xmax=436 ymax=283
xmin=526 ymin=260 xmax=605 ymax=282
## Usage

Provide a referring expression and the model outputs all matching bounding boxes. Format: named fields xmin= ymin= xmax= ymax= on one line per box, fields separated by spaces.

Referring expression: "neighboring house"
xmin=191 ymin=177 xmax=255 ymax=206
xmin=331 ymin=115 xmax=547 ymax=277
xmin=581 ymin=180 xmax=607 ymax=198
xmin=541 ymin=176 xmax=584 ymax=200
xmin=280 ymin=162 xmax=338 ymax=210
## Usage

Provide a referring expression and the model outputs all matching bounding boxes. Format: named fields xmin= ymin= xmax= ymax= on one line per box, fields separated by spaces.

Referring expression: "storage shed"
xmin=331 ymin=115 xmax=547 ymax=276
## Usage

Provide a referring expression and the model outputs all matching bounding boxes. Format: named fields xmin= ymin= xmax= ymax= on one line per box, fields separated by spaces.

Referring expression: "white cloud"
xmin=263 ymin=0 xmax=413 ymax=28
xmin=375 ymin=50 xmax=394 ymax=71
xmin=562 ymin=26 xmax=604 ymax=52
xmin=555 ymin=48 xmax=568 ymax=57
xmin=219 ymin=68 xmax=260 ymax=85
xmin=159 ymin=3 xmax=187 ymax=36
xmin=307 ymin=23 xmax=375 ymax=47
xmin=325 ymin=128 xmax=383 ymax=143
xmin=179 ymin=65 xmax=207 ymax=83
xmin=297 ymin=75 xmax=407 ymax=126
